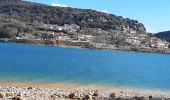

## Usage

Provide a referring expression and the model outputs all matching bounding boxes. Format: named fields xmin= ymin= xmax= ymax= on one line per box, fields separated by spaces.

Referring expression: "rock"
xmin=12 ymin=96 xmax=23 ymax=100
xmin=39 ymin=93 xmax=46 ymax=97
xmin=51 ymin=94 xmax=58 ymax=99
xmin=77 ymin=97 xmax=82 ymax=100
xmin=93 ymin=92 xmax=98 ymax=96
xmin=148 ymin=95 xmax=153 ymax=100
xmin=110 ymin=93 xmax=116 ymax=99
xmin=0 ymin=93 xmax=5 ymax=98
xmin=85 ymin=94 xmax=92 ymax=100
xmin=27 ymin=87 xmax=33 ymax=90
xmin=133 ymin=96 xmax=146 ymax=100
xmin=6 ymin=92 xmax=14 ymax=97
xmin=58 ymin=94 xmax=62 ymax=98
xmin=17 ymin=93 xmax=21 ymax=97
xmin=69 ymin=93 xmax=75 ymax=99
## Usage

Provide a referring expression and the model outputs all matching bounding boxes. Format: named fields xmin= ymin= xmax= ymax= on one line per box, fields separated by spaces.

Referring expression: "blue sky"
xmin=27 ymin=0 xmax=170 ymax=33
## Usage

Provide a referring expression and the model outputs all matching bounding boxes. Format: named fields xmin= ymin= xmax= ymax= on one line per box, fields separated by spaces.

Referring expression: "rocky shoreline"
xmin=1 ymin=39 xmax=170 ymax=55
xmin=0 ymin=86 xmax=170 ymax=100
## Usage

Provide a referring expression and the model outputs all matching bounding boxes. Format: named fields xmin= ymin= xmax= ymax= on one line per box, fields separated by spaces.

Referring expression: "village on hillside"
xmin=8 ymin=22 xmax=169 ymax=50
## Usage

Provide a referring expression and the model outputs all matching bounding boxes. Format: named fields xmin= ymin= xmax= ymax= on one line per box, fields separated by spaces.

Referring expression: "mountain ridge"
xmin=155 ymin=31 xmax=170 ymax=42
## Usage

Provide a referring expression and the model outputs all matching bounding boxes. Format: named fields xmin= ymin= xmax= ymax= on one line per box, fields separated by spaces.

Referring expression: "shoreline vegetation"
xmin=0 ymin=82 xmax=170 ymax=100
xmin=1 ymin=39 xmax=170 ymax=55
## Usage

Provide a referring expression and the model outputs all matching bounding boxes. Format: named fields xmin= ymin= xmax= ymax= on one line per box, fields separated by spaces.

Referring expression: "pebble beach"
xmin=0 ymin=82 xmax=170 ymax=100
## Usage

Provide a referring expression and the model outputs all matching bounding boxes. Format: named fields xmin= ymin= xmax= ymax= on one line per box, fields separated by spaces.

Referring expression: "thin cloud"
xmin=97 ymin=9 xmax=109 ymax=13
xmin=51 ymin=2 xmax=69 ymax=7
xmin=146 ymin=27 xmax=153 ymax=33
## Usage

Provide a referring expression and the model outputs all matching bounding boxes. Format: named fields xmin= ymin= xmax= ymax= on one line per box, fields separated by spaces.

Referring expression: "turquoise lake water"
xmin=0 ymin=42 xmax=170 ymax=90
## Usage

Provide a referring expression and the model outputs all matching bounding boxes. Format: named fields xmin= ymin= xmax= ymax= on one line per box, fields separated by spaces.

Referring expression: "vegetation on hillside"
xmin=155 ymin=31 xmax=170 ymax=42
xmin=0 ymin=0 xmax=146 ymax=32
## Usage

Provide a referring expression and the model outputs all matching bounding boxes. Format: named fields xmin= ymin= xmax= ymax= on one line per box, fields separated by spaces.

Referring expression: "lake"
xmin=0 ymin=42 xmax=170 ymax=90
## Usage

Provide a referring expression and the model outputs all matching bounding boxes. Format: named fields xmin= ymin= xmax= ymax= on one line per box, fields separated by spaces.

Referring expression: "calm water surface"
xmin=0 ymin=43 xmax=170 ymax=90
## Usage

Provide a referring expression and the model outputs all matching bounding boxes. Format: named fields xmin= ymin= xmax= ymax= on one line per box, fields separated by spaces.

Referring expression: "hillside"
xmin=155 ymin=31 xmax=170 ymax=42
xmin=0 ymin=0 xmax=170 ymax=53
xmin=0 ymin=0 xmax=146 ymax=32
